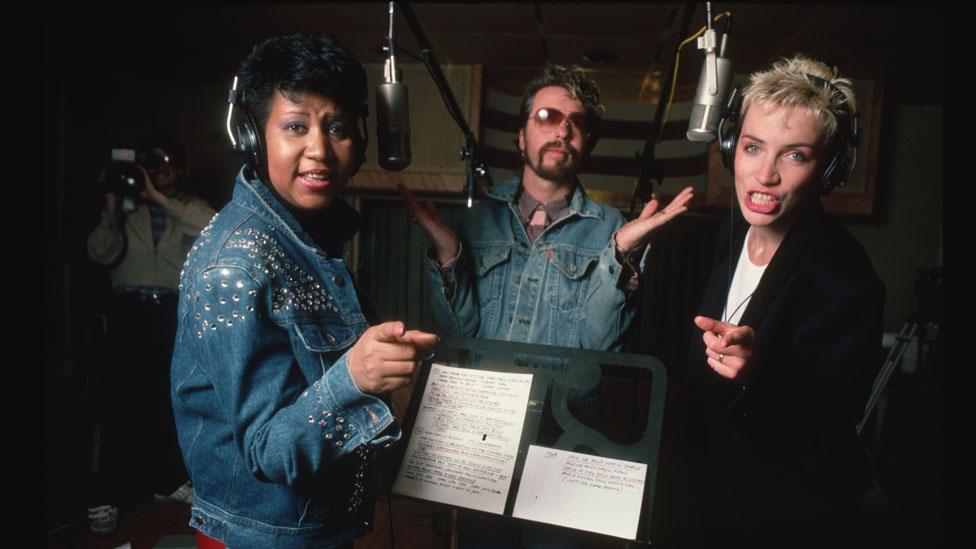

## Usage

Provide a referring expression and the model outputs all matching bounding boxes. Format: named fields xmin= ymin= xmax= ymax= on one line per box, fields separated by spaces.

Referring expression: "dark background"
xmin=40 ymin=3 xmax=942 ymax=546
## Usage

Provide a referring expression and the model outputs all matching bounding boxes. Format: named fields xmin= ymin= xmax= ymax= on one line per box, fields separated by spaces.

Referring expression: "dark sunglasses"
xmin=531 ymin=107 xmax=588 ymax=134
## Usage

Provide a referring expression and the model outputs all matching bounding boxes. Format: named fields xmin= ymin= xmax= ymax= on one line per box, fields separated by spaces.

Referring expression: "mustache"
xmin=540 ymin=140 xmax=580 ymax=159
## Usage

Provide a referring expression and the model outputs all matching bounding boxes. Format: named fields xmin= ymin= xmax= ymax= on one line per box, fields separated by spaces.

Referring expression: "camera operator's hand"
xmin=137 ymin=164 xmax=171 ymax=208
xmin=104 ymin=193 xmax=119 ymax=215
xmin=96 ymin=167 xmax=119 ymax=215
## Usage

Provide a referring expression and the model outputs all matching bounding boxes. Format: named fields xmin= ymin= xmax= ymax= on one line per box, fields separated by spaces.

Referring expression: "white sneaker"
xmin=153 ymin=481 xmax=193 ymax=505
xmin=88 ymin=504 xmax=118 ymax=535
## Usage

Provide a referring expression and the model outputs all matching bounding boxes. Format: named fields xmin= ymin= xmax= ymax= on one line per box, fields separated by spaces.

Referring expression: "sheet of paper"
xmin=512 ymin=445 xmax=647 ymax=539
xmin=393 ymin=363 xmax=533 ymax=514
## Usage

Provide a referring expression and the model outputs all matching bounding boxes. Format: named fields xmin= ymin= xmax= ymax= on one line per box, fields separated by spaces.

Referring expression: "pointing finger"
xmin=375 ymin=321 xmax=406 ymax=341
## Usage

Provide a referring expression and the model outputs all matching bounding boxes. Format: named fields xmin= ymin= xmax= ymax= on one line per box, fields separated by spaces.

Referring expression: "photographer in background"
xmin=85 ymin=131 xmax=215 ymax=533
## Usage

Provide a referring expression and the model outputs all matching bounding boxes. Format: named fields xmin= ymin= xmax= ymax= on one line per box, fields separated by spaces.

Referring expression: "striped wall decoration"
xmin=478 ymin=83 xmax=711 ymax=210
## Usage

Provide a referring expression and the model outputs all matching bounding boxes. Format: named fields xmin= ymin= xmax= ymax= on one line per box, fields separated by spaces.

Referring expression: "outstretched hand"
xmin=348 ymin=321 xmax=439 ymax=394
xmin=694 ymin=315 xmax=759 ymax=381
xmin=614 ymin=186 xmax=695 ymax=254
xmin=398 ymin=182 xmax=459 ymax=265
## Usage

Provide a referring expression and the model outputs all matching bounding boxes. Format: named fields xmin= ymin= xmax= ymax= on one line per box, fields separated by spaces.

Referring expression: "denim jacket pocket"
xmin=549 ymin=248 xmax=599 ymax=314
xmin=472 ymin=244 xmax=511 ymax=276
xmin=471 ymin=244 xmax=511 ymax=330
xmin=292 ymin=320 xmax=357 ymax=352
xmin=289 ymin=320 xmax=357 ymax=381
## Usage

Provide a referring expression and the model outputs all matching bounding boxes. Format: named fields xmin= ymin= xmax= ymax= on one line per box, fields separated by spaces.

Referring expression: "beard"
xmin=525 ymin=140 xmax=582 ymax=181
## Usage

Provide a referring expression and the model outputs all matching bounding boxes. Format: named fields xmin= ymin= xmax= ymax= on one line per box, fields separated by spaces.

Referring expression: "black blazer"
xmin=685 ymin=201 xmax=885 ymax=544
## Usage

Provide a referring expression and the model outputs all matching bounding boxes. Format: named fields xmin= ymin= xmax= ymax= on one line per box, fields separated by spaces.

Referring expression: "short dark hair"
xmin=518 ymin=63 xmax=605 ymax=151
xmin=141 ymin=131 xmax=185 ymax=168
xmin=236 ymin=33 xmax=369 ymax=133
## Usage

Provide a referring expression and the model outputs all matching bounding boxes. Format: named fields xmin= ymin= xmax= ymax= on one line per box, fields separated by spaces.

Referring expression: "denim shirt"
xmin=426 ymin=176 xmax=648 ymax=351
xmin=171 ymin=169 xmax=398 ymax=548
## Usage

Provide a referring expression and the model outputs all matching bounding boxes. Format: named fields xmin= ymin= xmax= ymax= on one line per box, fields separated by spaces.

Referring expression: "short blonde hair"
xmin=741 ymin=54 xmax=856 ymax=146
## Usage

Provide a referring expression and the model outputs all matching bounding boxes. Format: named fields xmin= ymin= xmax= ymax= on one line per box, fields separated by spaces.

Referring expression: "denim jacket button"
xmin=193 ymin=515 xmax=207 ymax=525
xmin=332 ymin=275 xmax=345 ymax=287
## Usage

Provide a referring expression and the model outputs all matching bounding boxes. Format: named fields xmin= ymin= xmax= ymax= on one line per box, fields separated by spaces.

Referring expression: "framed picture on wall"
xmin=348 ymin=63 xmax=483 ymax=197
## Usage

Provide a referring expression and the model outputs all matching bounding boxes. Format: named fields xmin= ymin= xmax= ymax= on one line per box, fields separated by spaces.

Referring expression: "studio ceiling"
xmin=44 ymin=3 xmax=941 ymax=104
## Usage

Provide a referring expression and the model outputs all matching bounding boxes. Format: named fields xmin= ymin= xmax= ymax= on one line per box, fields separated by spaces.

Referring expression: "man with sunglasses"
xmin=404 ymin=63 xmax=693 ymax=352
xmin=86 ymin=132 xmax=215 ymax=530
xmin=401 ymin=63 xmax=693 ymax=548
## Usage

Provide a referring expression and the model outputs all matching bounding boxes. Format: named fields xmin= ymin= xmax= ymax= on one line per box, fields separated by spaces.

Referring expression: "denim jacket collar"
xmin=233 ymin=167 xmax=361 ymax=259
xmin=485 ymin=176 xmax=605 ymax=221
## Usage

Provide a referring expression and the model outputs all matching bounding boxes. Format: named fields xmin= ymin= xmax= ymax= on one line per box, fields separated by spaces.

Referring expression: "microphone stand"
xmin=397 ymin=1 xmax=491 ymax=207
xmin=628 ymin=1 xmax=699 ymax=218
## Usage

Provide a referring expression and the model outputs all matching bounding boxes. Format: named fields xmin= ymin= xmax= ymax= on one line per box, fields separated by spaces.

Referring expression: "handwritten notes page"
xmin=393 ymin=364 xmax=533 ymax=514
xmin=512 ymin=445 xmax=647 ymax=539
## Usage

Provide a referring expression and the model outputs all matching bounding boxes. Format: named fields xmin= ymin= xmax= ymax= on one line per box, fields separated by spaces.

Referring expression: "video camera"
xmin=105 ymin=148 xmax=174 ymax=213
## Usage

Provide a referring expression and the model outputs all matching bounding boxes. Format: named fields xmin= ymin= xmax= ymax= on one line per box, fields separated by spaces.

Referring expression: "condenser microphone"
xmin=376 ymin=1 xmax=412 ymax=171
xmin=686 ymin=3 xmax=733 ymax=143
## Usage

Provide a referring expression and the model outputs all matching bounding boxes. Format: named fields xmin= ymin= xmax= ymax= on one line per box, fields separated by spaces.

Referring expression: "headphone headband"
xmin=226 ymin=76 xmax=369 ymax=182
xmin=717 ymin=73 xmax=859 ymax=195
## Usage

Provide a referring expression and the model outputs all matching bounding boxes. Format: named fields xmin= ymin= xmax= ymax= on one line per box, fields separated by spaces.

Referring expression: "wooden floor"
xmin=46 ymin=500 xmax=196 ymax=549
xmin=45 ymin=496 xmax=450 ymax=549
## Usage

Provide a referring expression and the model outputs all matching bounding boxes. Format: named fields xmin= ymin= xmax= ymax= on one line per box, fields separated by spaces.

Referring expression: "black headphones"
xmin=717 ymin=74 xmax=861 ymax=196
xmin=226 ymin=76 xmax=370 ymax=182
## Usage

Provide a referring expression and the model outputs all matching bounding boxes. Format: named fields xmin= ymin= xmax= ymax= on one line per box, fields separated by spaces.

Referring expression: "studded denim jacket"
xmin=171 ymin=169 xmax=397 ymax=549
xmin=426 ymin=176 xmax=648 ymax=350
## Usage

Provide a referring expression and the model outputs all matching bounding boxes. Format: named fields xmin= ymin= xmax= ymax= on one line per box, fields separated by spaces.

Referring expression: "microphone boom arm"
xmin=397 ymin=1 xmax=491 ymax=206
xmin=629 ymin=1 xmax=699 ymax=218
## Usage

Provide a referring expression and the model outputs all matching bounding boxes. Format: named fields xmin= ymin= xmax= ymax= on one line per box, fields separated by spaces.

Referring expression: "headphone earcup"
xmin=820 ymin=151 xmax=852 ymax=196
xmin=717 ymin=84 xmax=741 ymax=174
xmin=820 ymin=156 xmax=839 ymax=195
xmin=719 ymin=131 xmax=737 ymax=171
xmin=238 ymin=110 xmax=265 ymax=180
xmin=350 ymin=116 xmax=369 ymax=177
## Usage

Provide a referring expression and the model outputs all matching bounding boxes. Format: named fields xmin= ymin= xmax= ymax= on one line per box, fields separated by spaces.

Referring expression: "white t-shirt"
xmin=723 ymin=228 xmax=767 ymax=326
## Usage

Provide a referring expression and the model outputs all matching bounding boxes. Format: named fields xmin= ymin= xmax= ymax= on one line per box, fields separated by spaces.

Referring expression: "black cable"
xmin=396 ymin=46 xmax=424 ymax=64
xmin=726 ymin=197 xmax=734 ymax=321
xmin=395 ymin=45 xmax=471 ymax=140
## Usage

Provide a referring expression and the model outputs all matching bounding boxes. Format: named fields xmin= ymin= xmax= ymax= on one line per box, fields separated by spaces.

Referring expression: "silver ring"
xmin=718 ymin=353 xmax=725 ymax=363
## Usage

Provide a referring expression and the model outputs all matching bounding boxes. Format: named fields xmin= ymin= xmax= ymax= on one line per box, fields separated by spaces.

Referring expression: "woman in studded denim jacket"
xmin=171 ymin=34 xmax=437 ymax=548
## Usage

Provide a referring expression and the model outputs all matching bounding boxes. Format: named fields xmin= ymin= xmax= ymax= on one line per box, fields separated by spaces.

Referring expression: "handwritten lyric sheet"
xmin=512 ymin=445 xmax=647 ymax=539
xmin=393 ymin=364 xmax=533 ymax=514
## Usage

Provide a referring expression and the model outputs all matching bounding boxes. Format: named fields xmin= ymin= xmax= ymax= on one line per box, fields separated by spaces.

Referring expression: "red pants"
xmin=195 ymin=530 xmax=225 ymax=549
